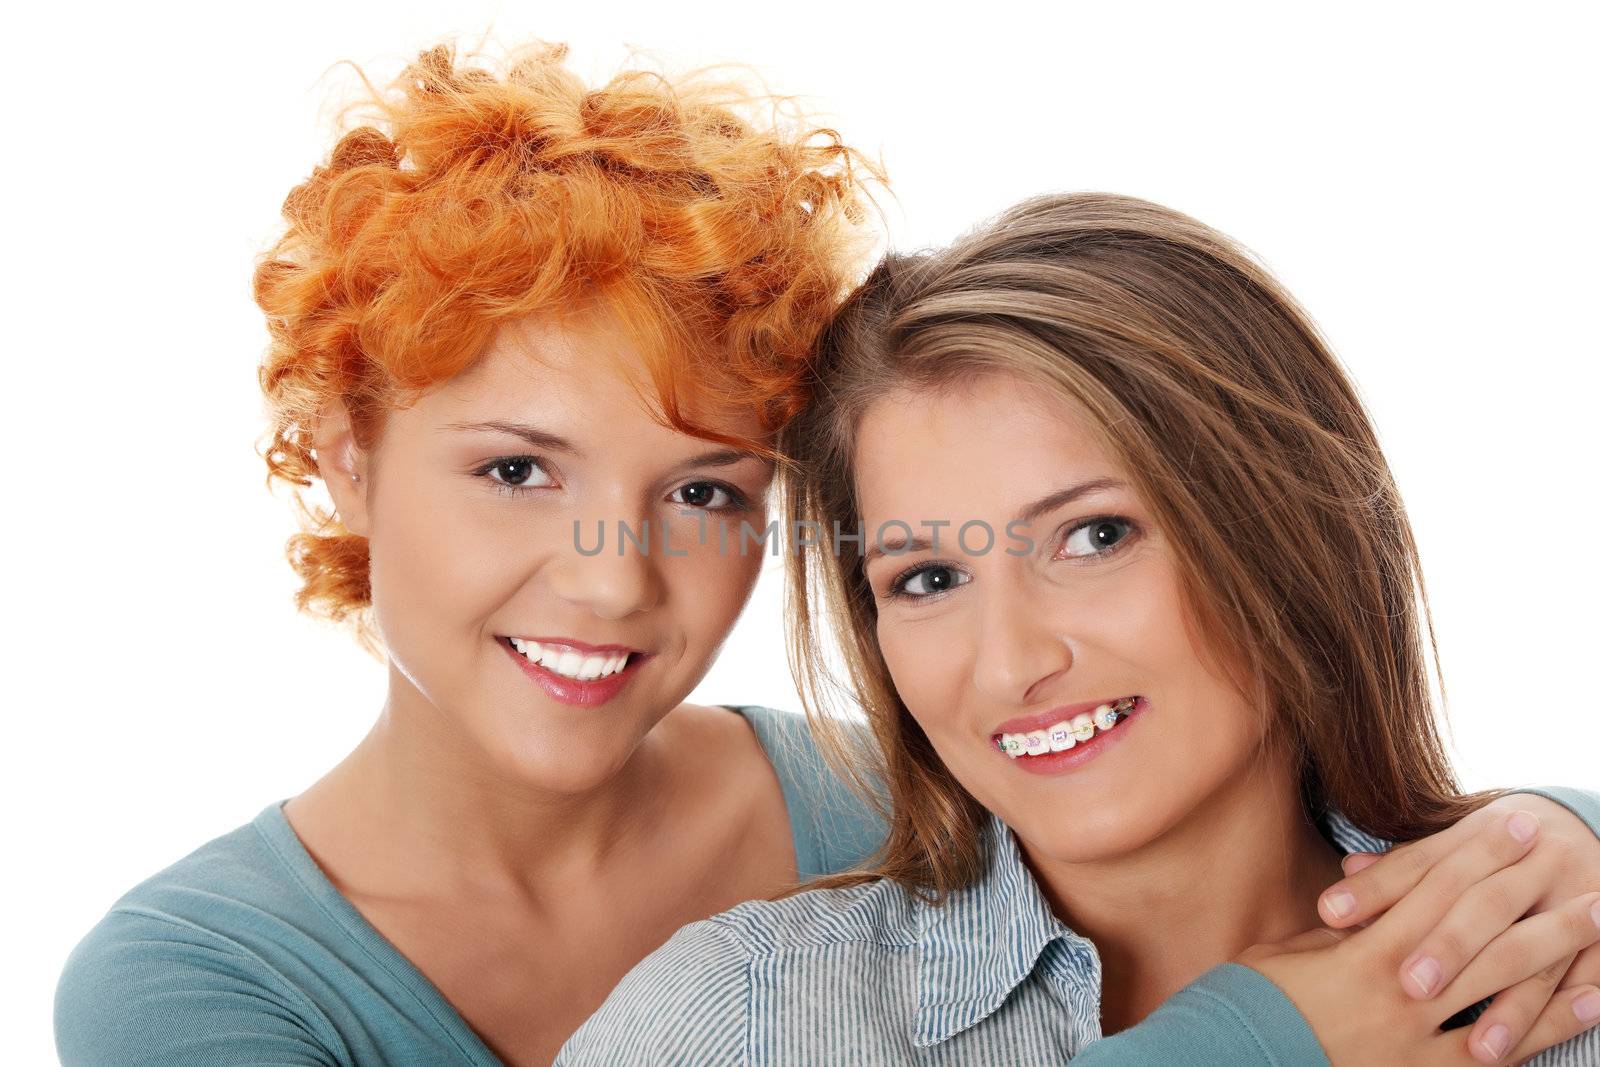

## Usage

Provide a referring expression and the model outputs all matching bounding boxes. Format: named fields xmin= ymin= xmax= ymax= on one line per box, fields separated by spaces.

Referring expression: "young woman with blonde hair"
xmin=559 ymin=193 xmax=1600 ymax=1065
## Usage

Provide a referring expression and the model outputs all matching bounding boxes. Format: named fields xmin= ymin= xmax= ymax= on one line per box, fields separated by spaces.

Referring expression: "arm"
xmin=1069 ymin=963 xmax=1329 ymax=1066
xmin=1078 ymin=791 xmax=1600 ymax=1066
xmin=55 ymin=909 xmax=341 ymax=1067
xmin=1318 ymin=787 xmax=1600 ymax=1060
xmin=560 ymin=920 xmax=1321 ymax=1067
xmin=1512 ymin=786 xmax=1600 ymax=837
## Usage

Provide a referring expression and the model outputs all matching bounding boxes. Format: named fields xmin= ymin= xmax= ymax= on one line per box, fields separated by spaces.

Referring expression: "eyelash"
xmin=883 ymin=515 xmax=1139 ymax=602
xmin=475 ymin=456 xmax=553 ymax=497
xmin=473 ymin=455 xmax=752 ymax=511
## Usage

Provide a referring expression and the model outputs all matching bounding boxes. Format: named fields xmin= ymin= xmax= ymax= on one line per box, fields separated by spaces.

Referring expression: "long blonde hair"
xmin=781 ymin=192 xmax=1495 ymax=898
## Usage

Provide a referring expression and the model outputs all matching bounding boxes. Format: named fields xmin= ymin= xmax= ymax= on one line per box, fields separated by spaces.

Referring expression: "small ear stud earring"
xmin=351 ymin=473 xmax=362 ymax=483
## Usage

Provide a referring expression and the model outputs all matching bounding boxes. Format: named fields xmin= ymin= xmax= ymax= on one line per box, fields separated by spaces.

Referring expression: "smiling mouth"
xmin=994 ymin=696 xmax=1142 ymax=758
xmin=500 ymin=637 xmax=641 ymax=682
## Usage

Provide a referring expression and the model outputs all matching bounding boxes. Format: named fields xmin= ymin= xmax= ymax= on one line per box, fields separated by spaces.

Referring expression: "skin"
xmin=288 ymin=304 xmax=797 ymax=1066
xmin=264 ymin=302 xmax=1593 ymax=1066
xmin=855 ymin=370 xmax=1600 ymax=1059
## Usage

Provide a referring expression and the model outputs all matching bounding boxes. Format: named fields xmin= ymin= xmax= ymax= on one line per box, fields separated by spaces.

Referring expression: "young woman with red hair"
xmin=55 ymin=43 xmax=1600 ymax=1067
xmin=55 ymin=41 xmax=885 ymax=1066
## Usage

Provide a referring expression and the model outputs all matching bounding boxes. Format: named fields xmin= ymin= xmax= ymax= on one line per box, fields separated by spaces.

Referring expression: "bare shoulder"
xmin=657 ymin=701 xmax=769 ymax=768
xmin=652 ymin=703 xmax=796 ymax=879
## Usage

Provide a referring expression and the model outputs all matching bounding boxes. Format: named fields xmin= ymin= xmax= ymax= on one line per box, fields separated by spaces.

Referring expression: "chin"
xmin=493 ymin=740 xmax=634 ymax=796
xmin=1006 ymin=796 xmax=1182 ymax=866
xmin=468 ymin=711 xmax=643 ymax=796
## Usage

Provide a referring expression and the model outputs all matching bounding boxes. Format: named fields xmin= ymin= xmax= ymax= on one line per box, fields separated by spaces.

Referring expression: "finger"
xmin=1562 ymin=943 xmax=1600 ymax=992
xmin=1398 ymin=862 xmax=1544 ymax=1000
xmin=1462 ymin=954 xmax=1572 ymax=1063
xmin=1318 ymin=815 xmax=1494 ymax=929
xmin=1321 ymin=839 xmax=1432 ymax=928
xmin=1343 ymin=852 xmax=1380 ymax=876
xmin=1356 ymin=811 xmax=1542 ymax=958
xmin=1445 ymin=893 xmax=1600 ymax=1017
xmin=1502 ymin=985 xmax=1600 ymax=1065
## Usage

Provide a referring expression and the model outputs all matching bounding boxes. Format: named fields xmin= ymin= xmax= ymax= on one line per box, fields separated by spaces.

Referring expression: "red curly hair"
xmin=254 ymin=41 xmax=882 ymax=650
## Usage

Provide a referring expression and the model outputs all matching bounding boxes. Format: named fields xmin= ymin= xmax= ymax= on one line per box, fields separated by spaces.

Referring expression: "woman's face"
xmin=855 ymin=370 xmax=1272 ymax=864
xmin=323 ymin=306 xmax=773 ymax=794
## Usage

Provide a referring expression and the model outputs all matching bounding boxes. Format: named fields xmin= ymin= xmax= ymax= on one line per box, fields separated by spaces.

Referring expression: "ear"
xmin=312 ymin=399 xmax=372 ymax=536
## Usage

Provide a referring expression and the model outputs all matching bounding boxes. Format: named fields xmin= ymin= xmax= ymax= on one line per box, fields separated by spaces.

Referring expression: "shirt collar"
xmin=912 ymin=811 xmax=1084 ymax=1047
xmin=910 ymin=806 xmax=1396 ymax=1048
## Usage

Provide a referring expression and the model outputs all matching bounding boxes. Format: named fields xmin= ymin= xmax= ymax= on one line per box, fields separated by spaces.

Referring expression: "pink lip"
xmin=991 ymin=696 xmax=1140 ymax=738
xmin=1000 ymin=697 xmax=1148 ymax=776
xmin=498 ymin=637 xmax=651 ymax=707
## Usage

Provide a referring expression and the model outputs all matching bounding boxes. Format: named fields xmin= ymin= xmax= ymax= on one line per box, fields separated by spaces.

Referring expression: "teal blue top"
xmin=53 ymin=705 xmax=1599 ymax=1066
xmin=555 ymin=785 xmax=1600 ymax=1067
xmin=52 ymin=705 xmax=884 ymax=1066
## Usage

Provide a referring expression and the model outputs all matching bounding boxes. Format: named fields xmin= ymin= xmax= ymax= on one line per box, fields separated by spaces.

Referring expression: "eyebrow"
xmin=668 ymin=448 xmax=769 ymax=475
xmin=861 ymin=476 xmax=1128 ymax=568
xmin=445 ymin=420 xmax=767 ymax=474
xmin=445 ymin=420 xmax=581 ymax=455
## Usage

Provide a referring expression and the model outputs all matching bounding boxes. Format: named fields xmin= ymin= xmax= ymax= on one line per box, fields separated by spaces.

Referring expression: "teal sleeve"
xmin=55 ymin=909 xmax=343 ymax=1067
xmin=1511 ymin=785 xmax=1600 ymax=838
xmin=734 ymin=706 xmax=889 ymax=877
xmin=1066 ymin=785 xmax=1600 ymax=1066
xmin=1071 ymin=963 xmax=1328 ymax=1066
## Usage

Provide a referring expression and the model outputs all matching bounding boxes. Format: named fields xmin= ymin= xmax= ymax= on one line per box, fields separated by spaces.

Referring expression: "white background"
xmin=8 ymin=2 xmax=1596 ymax=1061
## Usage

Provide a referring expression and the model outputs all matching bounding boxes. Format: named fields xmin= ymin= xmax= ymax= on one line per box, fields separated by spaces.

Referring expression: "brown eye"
xmin=668 ymin=481 xmax=745 ymax=510
xmin=482 ymin=456 xmax=553 ymax=491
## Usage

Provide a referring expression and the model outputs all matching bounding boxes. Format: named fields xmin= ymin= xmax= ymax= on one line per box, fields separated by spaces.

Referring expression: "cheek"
xmin=367 ymin=486 xmax=535 ymax=647
xmin=659 ymin=526 xmax=765 ymax=647
xmin=877 ymin=612 xmax=970 ymax=738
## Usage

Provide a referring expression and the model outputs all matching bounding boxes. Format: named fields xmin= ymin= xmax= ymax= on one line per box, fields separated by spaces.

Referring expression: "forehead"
xmin=853 ymin=371 xmax=1121 ymax=525
xmin=410 ymin=308 xmax=768 ymax=448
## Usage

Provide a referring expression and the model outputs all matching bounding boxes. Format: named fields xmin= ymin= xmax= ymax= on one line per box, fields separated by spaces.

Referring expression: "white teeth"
xmin=508 ymin=639 xmax=632 ymax=681
xmin=997 ymin=698 xmax=1139 ymax=758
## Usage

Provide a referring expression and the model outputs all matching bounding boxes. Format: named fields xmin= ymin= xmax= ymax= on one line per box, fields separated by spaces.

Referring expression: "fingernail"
xmin=1321 ymin=890 xmax=1355 ymax=920
xmin=1476 ymin=1023 xmax=1510 ymax=1061
xmin=1591 ymin=898 xmax=1600 ymax=930
xmin=1507 ymin=810 xmax=1539 ymax=844
xmin=1406 ymin=955 xmax=1442 ymax=997
xmin=1575 ymin=989 xmax=1600 ymax=1025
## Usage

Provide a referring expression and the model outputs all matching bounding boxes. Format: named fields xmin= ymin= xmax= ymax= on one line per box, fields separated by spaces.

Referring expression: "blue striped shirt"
xmin=556 ymin=786 xmax=1600 ymax=1066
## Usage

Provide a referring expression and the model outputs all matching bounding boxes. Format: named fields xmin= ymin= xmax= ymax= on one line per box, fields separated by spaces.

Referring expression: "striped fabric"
xmin=556 ymin=808 xmax=1600 ymax=1065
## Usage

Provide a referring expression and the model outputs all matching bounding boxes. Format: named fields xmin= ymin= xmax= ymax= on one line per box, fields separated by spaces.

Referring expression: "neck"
xmin=1019 ymin=747 xmax=1346 ymax=1034
xmin=287 ymin=663 xmax=670 ymax=902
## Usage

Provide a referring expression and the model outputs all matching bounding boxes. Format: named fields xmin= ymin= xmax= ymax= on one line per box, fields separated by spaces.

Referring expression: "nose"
xmin=969 ymin=571 xmax=1074 ymax=707
xmin=545 ymin=515 xmax=664 ymax=619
